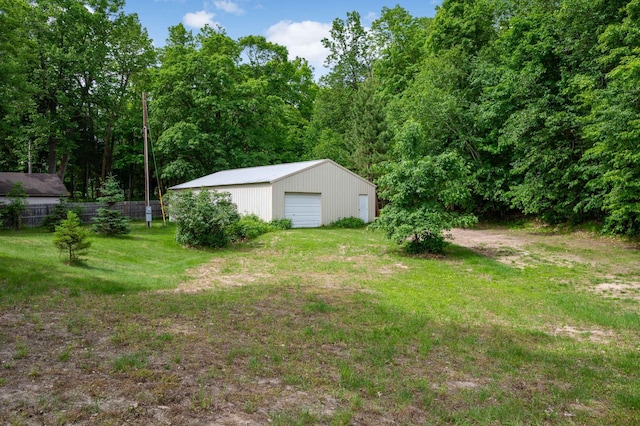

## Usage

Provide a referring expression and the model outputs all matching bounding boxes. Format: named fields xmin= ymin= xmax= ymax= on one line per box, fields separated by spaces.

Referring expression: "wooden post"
xmin=142 ymin=93 xmax=151 ymax=228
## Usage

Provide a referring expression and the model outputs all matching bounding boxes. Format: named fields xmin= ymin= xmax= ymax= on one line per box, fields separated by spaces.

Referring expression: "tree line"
xmin=1 ymin=0 xmax=639 ymax=236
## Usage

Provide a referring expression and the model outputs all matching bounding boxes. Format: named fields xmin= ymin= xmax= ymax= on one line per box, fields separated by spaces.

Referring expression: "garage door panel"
xmin=285 ymin=193 xmax=320 ymax=228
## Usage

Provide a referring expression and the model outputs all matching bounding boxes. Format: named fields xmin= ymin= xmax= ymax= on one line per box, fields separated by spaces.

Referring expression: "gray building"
xmin=0 ymin=173 xmax=68 ymax=205
xmin=169 ymin=159 xmax=377 ymax=228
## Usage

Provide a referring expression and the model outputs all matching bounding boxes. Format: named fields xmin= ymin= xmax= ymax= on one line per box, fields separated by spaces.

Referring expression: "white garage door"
xmin=285 ymin=193 xmax=321 ymax=228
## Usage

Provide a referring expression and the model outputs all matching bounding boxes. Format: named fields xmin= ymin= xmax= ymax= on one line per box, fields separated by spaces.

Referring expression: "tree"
xmin=152 ymin=25 xmax=316 ymax=186
xmin=371 ymin=6 xmax=431 ymax=96
xmin=580 ymin=0 xmax=640 ymax=234
xmin=53 ymin=210 xmax=91 ymax=264
xmin=92 ymin=175 xmax=130 ymax=236
xmin=165 ymin=189 xmax=240 ymax=248
xmin=346 ymin=77 xmax=391 ymax=182
xmin=321 ymin=11 xmax=375 ymax=89
xmin=373 ymin=122 xmax=477 ymax=254
xmin=0 ymin=182 xmax=28 ymax=230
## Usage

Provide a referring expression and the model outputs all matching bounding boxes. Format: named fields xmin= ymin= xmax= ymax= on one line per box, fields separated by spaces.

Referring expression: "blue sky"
xmin=124 ymin=0 xmax=442 ymax=77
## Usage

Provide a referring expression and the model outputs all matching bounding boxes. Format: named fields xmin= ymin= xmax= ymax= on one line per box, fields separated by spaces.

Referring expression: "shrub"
xmin=228 ymin=214 xmax=274 ymax=242
xmin=165 ymin=189 xmax=240 ymax=248
xmin=42 ymin=200 xmax=84 ymax=232
xmin=92 ymin=175 xmax=130 ymax=236
xmin=328 ymin=217 xmax=366 ymax=228
xmin=269 ymin=218 xmax=292 ymax=230
xmin=53 ymin=211 xmax=91 ymax=264
xmin=1 ymin=182 xmax=27 ymax=230
xmin=373 ymin=151 xmax=477 ymax=254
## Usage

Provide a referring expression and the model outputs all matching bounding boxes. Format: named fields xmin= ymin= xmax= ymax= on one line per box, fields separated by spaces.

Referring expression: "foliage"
xmin=580 ymin=0 xmax=640 ymax=235
xmin=42 ymin=200 xmax=84 ymax=232
xmin=228 ymin=214 xmax=275 ymax=242
xmin=269 ymin=218 xmax=292 ymax=230
xmin=165 ymin=189 xmax=240 ymax=248
xmin=3 ymin=1 xmax=640 ymax=235
xmin=0 ymin=0 xmax=155 ymax=197
xmin=328 ymin=217 xmax=366 ymax=229
xmin=1 ymin=182 xmax=28 ymax=230
xmin=321 ymin=11 xmax=375 ymax=89
xmin=53 ymin=211 xmax=91 ymax=264
xmin=374 ymin=143 xmax=477 ymax=254
xmin=151 ymin=26 xmax=315 ymax=185
xmin=92 ymin=175 xmax=130 ymax=236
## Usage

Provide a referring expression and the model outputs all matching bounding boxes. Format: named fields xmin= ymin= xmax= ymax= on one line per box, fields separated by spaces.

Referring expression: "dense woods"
xmin=2 ymin=0 xmax=640 ymax=234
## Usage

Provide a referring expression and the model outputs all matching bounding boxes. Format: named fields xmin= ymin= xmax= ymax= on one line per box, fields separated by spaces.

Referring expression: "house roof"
xmin=170 ymin=159 xmax=331 ymax=189
xmin=0 ymin=173 xmax=69 ymax=197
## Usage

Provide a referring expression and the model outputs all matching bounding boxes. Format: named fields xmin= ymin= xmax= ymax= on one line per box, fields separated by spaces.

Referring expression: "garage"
xmin=284 ymin=193 xmax=321 ymax=228
xmin=169 ymin=159 xmax=376 ymax=228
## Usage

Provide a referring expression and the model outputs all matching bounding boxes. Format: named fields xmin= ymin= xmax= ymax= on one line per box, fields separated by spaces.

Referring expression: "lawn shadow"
xmin=0 ymin=255 xmax=152 ymax=299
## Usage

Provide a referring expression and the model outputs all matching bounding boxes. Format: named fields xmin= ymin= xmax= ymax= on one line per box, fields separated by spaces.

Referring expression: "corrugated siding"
xmin=209 ymin=184 xmax=273 ymax=222
xmin=272 ymin=162 xmax=376 ymax=225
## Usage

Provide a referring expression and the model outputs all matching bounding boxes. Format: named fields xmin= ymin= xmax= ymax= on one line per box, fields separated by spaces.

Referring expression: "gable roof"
xmin=0 ymin=173 xmax=69 ymax=197
xmin=170 ymin=159 xmax=331 ymax=189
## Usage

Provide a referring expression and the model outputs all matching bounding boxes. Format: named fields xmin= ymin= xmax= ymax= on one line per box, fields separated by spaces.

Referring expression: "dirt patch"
xmin=450 ymin=227 xmax=640 ymax=303
xmin=450 ymin=228 xmax=531 ymax=268
xmin=552 ymin=326 xmax=615 ymax=344
xmin=592 ymin=281 xmax=640 ymax=301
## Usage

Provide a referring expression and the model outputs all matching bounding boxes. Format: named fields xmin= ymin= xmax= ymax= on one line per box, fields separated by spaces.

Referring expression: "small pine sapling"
xmin=53 ymin=211 xmax=91 ymax=264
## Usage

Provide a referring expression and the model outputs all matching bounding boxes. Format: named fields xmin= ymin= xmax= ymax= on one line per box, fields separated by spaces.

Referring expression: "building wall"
xmin=210 ymin=184 xmax=273 ymax=221
xmin=0 ymin=196 xmax=61 ymax=205
xmin=271 ymin=161 xmax=376 ymax=225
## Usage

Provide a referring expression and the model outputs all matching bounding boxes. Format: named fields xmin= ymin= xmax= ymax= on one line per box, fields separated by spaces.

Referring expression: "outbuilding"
xmin=169 ymin=159 xmax=376 ymax=228
xmin=0 ymin=173 xmax=69 ymax=205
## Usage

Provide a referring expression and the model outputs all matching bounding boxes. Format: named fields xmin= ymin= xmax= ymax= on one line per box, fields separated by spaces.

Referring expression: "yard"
xmin=1 ymin=223 xmax=639 ymax=424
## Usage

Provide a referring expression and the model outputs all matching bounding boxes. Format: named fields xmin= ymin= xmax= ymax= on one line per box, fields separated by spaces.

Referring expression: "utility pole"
xmin=142 ymin=92 xmax=151 ymax=228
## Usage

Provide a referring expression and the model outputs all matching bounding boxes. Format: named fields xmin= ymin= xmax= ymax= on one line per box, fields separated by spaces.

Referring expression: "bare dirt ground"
xmin=450 ymin=226 xmax=640 ymax=300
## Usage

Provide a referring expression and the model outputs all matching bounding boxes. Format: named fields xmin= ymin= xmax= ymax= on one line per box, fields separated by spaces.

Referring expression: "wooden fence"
xmin=20 ymin=201 xmax=163 ymax=228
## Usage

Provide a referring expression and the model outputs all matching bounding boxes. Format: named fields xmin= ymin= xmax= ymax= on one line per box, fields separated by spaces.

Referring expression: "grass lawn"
xmin=0 ymin=222 xmax=639 ymax=424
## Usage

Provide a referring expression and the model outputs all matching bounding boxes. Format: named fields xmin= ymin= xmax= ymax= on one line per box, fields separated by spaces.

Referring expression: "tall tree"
xmin=371 ymin=6 xmax=431 ymax=96
xmin=580 ymin=0 xmax=640 ymax=234
xmin=152 ymin=25 xmax=316 ymax=186
xmin=346 ymin=78 xmax=390 ymax=182
xmin=321 ymin=11 xmax=375 ymax=89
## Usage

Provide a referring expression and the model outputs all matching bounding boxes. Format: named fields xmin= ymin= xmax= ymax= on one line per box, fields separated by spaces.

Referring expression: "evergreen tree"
xmin=53 ymin=210 xmax=91 ymax=264
xmin=92 ymin=175 xmax=130 ymax=236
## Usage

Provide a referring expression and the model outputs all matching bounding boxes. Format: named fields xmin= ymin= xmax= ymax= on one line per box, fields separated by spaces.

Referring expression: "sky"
xmin=123 ymin=0 xmax=443 ymax=78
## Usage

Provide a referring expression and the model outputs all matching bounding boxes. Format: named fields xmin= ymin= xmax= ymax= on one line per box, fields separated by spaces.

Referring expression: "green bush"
xmin=328 ymin=217 xmax=366 ymax=228
xmin=42 ymin=200 xmax=84 ymax=232
xmin=269 ymin=218 xmax=292 ymax=230
xmin=374 ymin=149 xmax=477 ymax=254
xmin=229 ymin=214 xmax=274 ymax=242
xmin=165 ymin=189 xmax=240 ymax=248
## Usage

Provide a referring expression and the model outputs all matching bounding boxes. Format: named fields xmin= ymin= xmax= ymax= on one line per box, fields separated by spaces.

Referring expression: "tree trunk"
xmin=48 ymin=134 xmax=57 ymax=174
xmin=101 ymin=120 xmax=113 ymax=183
xmin=57 ymin=153 xmax=69 ymax=181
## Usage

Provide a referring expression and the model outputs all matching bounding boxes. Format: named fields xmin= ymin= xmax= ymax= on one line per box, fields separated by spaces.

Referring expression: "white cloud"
xmin=183 ymin=10 xmax=217 ymax=29
xmin=266 ymin=20 xmax=331 ymax=76
xmin=213 ymin=0 xmax=244 ymax=15
xmin=364 ymin=11 xmax=377 ymax=23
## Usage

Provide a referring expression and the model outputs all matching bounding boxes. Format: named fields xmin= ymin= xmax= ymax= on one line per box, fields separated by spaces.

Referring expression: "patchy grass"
xmin=0 ymin=224 xmax=639 ymax=424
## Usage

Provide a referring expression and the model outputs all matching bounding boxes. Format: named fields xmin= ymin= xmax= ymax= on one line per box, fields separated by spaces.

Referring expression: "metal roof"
xmin=0 ymin=173 xmax=69 ymax=197
xmin=169 ymin=159 xmax=329 ymax=189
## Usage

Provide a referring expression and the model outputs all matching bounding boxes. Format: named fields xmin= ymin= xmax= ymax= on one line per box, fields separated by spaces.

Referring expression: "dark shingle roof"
xmin=0 ymin=173 xmax=69 ymax=197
